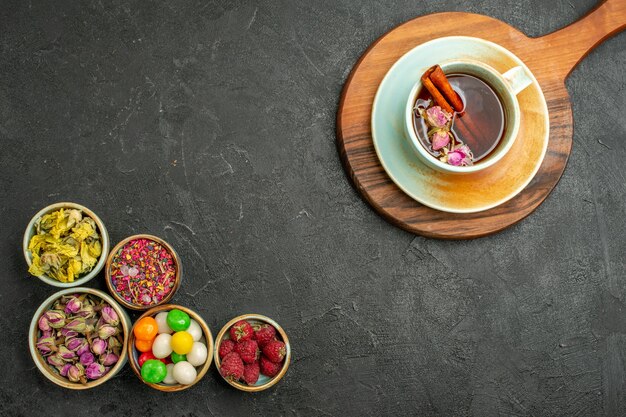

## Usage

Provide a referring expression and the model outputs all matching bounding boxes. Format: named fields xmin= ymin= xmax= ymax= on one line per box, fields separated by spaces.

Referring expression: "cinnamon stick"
xmin=420 ymin=71 xmax=454 ymax=114
xmin=429 ymin=65 xmax=464 ymax=112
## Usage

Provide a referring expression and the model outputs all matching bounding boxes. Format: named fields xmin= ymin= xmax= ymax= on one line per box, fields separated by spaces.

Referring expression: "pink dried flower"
xmin=431 ymin=131 xmax=450 ymax=151
xmin=425 ymin=106 xmax=452 ymax=128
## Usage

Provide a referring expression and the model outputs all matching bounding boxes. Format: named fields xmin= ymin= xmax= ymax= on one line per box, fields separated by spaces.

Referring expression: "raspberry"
xmin=253 ymin=324 xmax=277 ymax=348
xmin=262 ymin=340 xmax=286 ymax=363
xmin=260 ymin=355 xmax=282 ymax=377
xmin=229 ymin=320 xmax=254 ymax=342
xmin=219 ymin=339 xmax=236 ymax=359
xmin=234 ymin=340 xmax=259 ymax=364
xmin=220 ymin=352 xmax=244 ymax=380
xmin=243 ymin=360 xmax=260 ymax=385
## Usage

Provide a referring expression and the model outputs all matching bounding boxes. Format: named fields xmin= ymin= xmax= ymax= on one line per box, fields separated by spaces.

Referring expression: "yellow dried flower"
xmin=27 ymin=208 xmax=102 ymax=282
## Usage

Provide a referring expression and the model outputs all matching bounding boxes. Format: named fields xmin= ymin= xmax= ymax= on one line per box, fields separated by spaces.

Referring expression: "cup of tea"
xmin=404 ymin=59 xmax=533 ymax=174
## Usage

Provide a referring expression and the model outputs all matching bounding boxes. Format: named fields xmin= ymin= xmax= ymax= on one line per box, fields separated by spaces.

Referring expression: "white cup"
xmin=405 ymin=59 xmax=533 ymax=174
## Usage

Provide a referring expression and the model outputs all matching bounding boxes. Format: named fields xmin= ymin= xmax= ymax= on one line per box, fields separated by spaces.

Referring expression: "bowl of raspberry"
xmin=214 ymin=314 xmax=290 ymax=392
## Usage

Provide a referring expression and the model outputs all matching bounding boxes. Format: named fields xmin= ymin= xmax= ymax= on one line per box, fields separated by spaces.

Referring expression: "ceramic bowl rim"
xmin=214 ymin=314 xmax=291 ymax=392
xmin=22 ymin=202 xmax=110 ymax=288
xmin=28 ymin=287 xmax=130 ymax=390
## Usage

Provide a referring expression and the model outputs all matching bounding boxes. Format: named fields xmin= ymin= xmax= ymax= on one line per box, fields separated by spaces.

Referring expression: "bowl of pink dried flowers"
xmin=29 ymin=287 xmax=131 ymax=389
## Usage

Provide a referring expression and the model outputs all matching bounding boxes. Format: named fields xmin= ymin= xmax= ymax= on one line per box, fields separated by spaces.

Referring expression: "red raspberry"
xmin=234 ymin=340 xmax=259 ymax=364
xmin=220 ymin=352 xmax=244 ymax=380
xmin=219 ymin=339 xmax=236 ymax=359
xmin=229 ymin=320 xmax=254 ymax=342
xmin=262 ymin=340 xmax=286 ymax=363
xmin=243 ymin=360 xmax=260 ymax=385
xmin=253 ymin=324 xmax=277 ymax=348
xmin=260 ymin=355 xmax=282 ymax=377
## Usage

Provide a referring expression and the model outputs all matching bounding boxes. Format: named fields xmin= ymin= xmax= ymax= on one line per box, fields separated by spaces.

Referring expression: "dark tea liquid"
xmin=413 ymin=73 xmax=505 ymax=162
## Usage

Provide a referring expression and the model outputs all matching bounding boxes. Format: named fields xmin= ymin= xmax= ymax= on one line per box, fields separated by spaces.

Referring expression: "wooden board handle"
xmin=533 ymin=0 xmax=626 ymax=79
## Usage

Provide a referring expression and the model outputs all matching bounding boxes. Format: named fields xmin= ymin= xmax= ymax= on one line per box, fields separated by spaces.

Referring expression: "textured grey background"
xmin=1 ymin=0 xmax=625 ymax=416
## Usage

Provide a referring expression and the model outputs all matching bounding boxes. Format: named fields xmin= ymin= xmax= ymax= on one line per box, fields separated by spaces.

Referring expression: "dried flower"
xmin=79 ymin=352 xmax=95 ymax=366
xmin=59 ymin=363 xmax=72 ymax=377
xmin=37 ymin=336 xmax=56 ymax=356
xmin=47 ymin=353 xmax=66 ymax=367
xmin=85 ymin=363 xmax=106 ymax=380
xmin=64 ymin=297 xmax=82 ymax=314
xmin=58 ymin=345 xmax=76 ymax=361
xmin=67 ymin=364 xmax=84 ymax=383
xmin=76 ymin=342 xmax=91 ymax=356
xmin=66 ymin=337 xmax=86 ymax=352
xmin=425 ymin=106 xmax=452 ymax=128
xmin=60 ymin=328 xmax=78 ymax=339
xmin=38 ymin=315 xmax=51 ymax=332
xmin=44 ymin=310 xmax=66 ymax=329
xmin=76 ymin=303 xmax=95 ymax=318
xmin=97 ymin=325 xmax=118 ymax=339
xmin=443 ymin=145 xmax=473 ymax=166
xmin=431 ymin=130 xmax=451 ymax=151
xmin=99 ymin=353 xmax=119 ymax=367
xmin=64 ymin=318 xmax=86 ymax=332
xmin=91 ymin=338 xmax=107 ymax=355
xmin=101 ymin=306 xmax=119 ymax=326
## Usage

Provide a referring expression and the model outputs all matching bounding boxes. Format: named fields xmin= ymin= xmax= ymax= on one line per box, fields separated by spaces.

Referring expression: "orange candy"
xmin=134 ymin=317 xmax=158 ymax=340
xmin=135 ymin=338 xmax=153 ymax=352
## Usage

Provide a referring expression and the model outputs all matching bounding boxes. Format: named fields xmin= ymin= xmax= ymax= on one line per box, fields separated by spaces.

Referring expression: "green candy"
xmin=166 ymin=309 xmax=190 ymax=332
xmin=141 ymin=359 xmax=167 ymax=383
xmin=170 ymin=352 xmax=187 ymax=363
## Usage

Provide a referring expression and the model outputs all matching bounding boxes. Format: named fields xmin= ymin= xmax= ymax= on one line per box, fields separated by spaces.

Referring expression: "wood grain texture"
xmin=337 ymin=0 xmax=626 ymax=239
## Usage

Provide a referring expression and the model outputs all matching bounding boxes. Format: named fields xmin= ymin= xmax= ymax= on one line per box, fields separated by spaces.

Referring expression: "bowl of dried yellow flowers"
xmin=23 ymin=202 xmax=110 ymax=287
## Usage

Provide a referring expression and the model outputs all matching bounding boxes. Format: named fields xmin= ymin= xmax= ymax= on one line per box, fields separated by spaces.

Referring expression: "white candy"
xmin=173 ymin=361 xmax=197 ymax=385
xmin=186 ymin=342 xmax=207 ymax=366
xmin=163 ymin=363 xmax=177 ymax=385
xmin=187 ymin=319 xmax=202 ymax=342
xmin=155 ymin=312 xmax=173 ymax=334
xmin=152 ymin=333 xmax=173 ymax=358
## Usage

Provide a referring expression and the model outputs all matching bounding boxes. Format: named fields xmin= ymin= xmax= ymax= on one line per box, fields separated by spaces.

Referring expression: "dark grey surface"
xmin=1 ymin=0 xmax=625 ymax=415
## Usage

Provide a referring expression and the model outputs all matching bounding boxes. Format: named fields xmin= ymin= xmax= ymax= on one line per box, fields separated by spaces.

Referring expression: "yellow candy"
xmin=171 ymin=331 xmax=194 ymax=355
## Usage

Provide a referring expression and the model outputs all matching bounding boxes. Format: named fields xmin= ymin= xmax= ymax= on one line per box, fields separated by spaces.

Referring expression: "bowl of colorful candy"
xmin=214 ymin=314 xmax=291 ymax=392
xmin=105 ymin=234 xmax=181 ymax=311
xmin=28 ymin=287 xmax=131 ymax=389
xmin=128 ymin=304 xmax=213 ymax=391
xmin=23 ymin=202 xmax=110 ymax=288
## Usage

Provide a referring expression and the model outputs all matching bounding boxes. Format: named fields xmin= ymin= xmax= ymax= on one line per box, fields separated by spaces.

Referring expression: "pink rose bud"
xmin=85 ymin=363 xmax=106 ymax=380
xmin=97 ymin=325 xmax=118 ymax=339
xmin=38 ymin=315 xmax=51 ymax=332
xmin=60 ymin=328 xmax=78 ymax=339
xmin=58 ymin=345 xmax=76 ymax=361
xmin=425 ymin=106 xmax=452 ymax=128
xmin=66 ymin=337 xmax=86 ymax=352
xmin=431 ymin=131 xmax=450 ymax=151
xmin=101 ymin=306 xmax=119 ymax=326
xmin=67 ymin=365 xmax=84 ymax=383
xmin=76 ymin=341 xmax=91 ymax=356
xmin=47 ymin=353 xmax=66 ymax=367
xmin=91 ymin=338 xmax=107 ymax=355
xmin=44 ymin=310 xmax=66 ymax=329
xmin=447 ymin=150 xmax=464 ymax=166
xmin=64 ymin=297 xmax=82 ymax=314
xmin=59 ymin=363 xmax=72 ymax=377
xmin=99 ymin=353 xmax=119 ymax=366
xmin=36 ymin=336 xmax=56 ymax=356
xmin=64 ymin=318 xmax=86 ymax=332
xmin=80 ymin=352 xmax=95 ymax=366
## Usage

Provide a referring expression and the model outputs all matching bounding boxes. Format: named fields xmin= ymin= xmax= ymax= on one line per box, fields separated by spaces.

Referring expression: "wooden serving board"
xmin=337 ymin=0 xmax=626 ymax=239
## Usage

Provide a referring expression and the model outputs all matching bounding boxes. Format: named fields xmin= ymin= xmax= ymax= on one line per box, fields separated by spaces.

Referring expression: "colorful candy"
xmin=166 ymin=309 xmax=190 ymax=332
xmin=109 ymin=239 xmax=176 ymax=307
xmin=141 ymin=359 xmax=167 ymax=383
xmin=171 ymin=331 xmax=194 ymax=355
xmin=135 ymin=308 xmax=207 ymax=386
